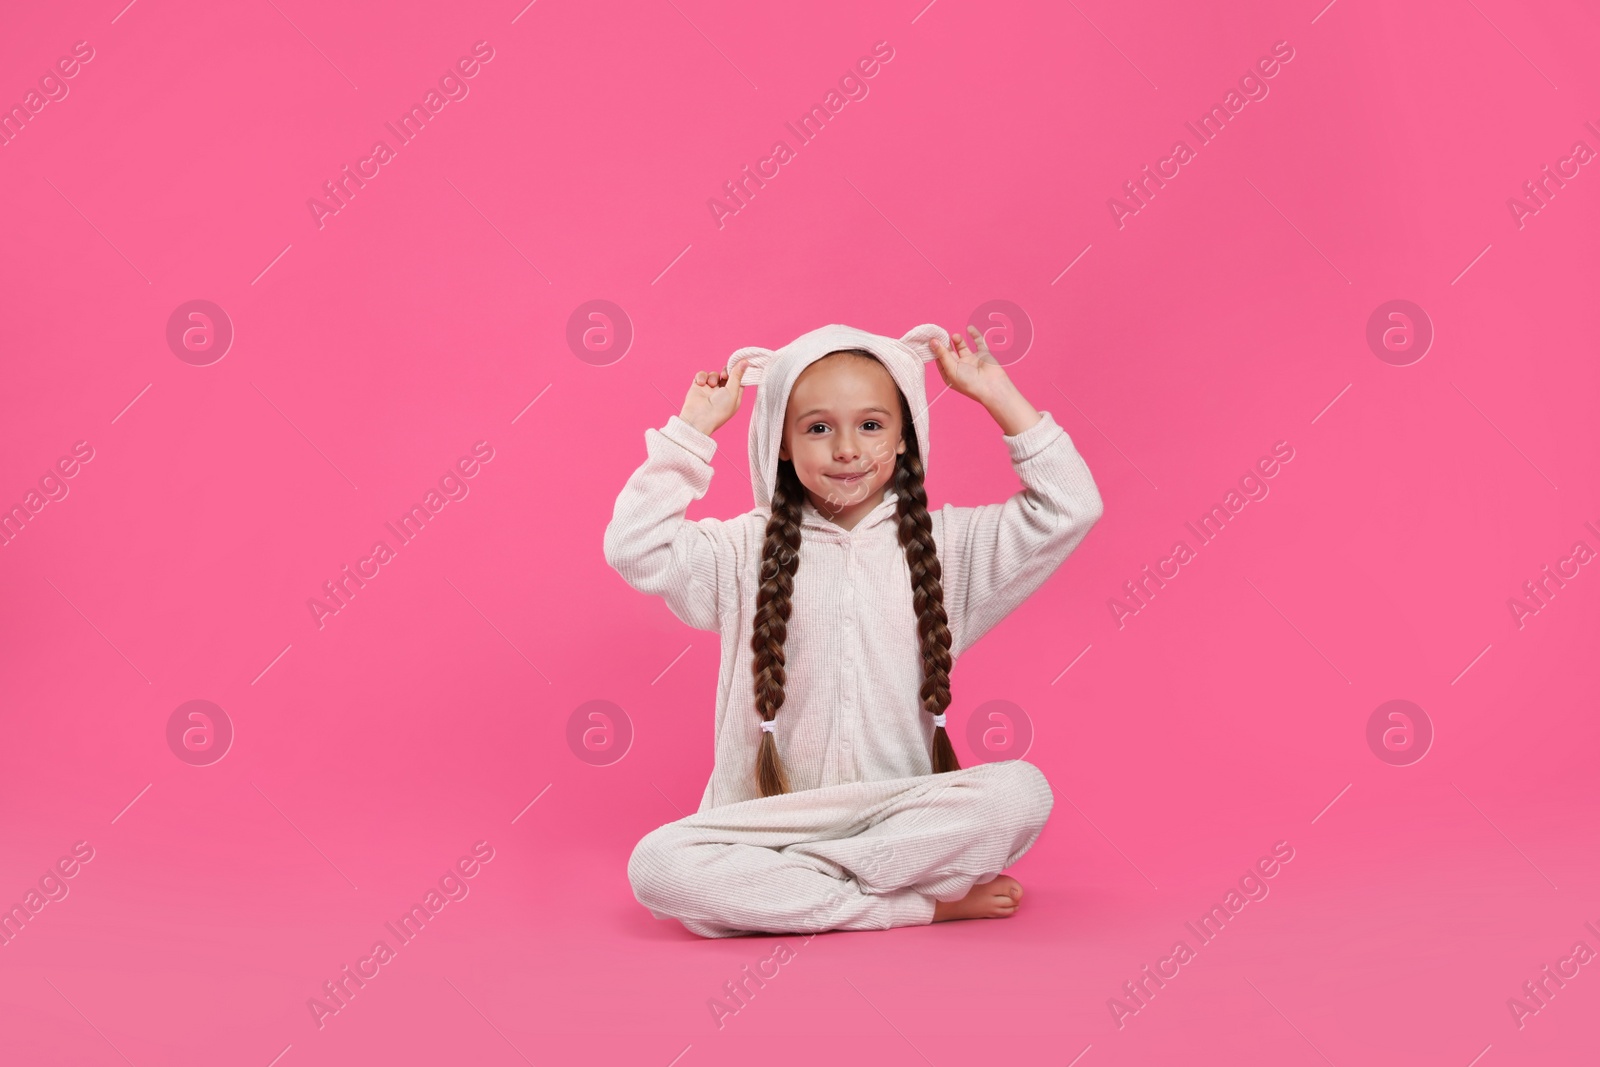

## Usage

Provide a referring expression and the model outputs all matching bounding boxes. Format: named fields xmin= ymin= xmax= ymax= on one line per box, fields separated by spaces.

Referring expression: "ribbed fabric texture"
xmin=627 ymin=759 xmax=1055 ymax=937
xmin=603 ymin=408 xmax=1105 ymax=812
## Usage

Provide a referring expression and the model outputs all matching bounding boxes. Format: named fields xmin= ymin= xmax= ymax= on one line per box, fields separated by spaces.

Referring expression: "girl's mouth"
xmin=827 ymin=472 xmax=867 ymax=484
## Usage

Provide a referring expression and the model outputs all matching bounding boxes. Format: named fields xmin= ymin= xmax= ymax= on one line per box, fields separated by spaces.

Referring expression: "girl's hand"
xmin=930 ymin=326 xmax=1018 ymax=408
xmin=679 ymin=358 xmax=749 ymax=436
xmin=931 ymin=326 xmax=1041 ymax=435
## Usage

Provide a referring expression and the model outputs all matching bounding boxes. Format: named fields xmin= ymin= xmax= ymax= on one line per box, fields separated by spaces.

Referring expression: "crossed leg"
xmin=627 ymin=760 xmax=1054 ymax=939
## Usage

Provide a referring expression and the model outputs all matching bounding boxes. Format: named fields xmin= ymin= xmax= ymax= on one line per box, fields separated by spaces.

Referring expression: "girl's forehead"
xmin=787 ymin=356 xmax=898 ymax=410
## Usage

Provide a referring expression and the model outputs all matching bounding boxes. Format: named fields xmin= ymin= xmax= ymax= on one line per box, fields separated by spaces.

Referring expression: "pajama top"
xmin=603 ymin=409 xmax=1104 ymax=812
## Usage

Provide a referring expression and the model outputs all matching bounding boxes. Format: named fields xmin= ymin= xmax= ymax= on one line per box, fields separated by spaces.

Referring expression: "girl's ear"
xmin=726 ymin=345 xmax=779 ymax=384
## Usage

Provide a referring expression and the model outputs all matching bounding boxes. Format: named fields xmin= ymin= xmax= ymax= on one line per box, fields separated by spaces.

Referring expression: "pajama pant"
xmin=627 ymin=759 xmax=1054 ymax=939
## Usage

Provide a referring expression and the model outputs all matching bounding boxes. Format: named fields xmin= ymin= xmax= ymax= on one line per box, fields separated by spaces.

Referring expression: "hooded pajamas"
xmin=604 ymin=323 xmax=1104 ymax=937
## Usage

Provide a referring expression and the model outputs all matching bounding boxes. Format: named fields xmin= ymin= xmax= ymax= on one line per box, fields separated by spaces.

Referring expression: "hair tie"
xmin=932 ymin=713 xmax=947 ymax=728
xmin=759 ymin=719 xmax=776 ymax=733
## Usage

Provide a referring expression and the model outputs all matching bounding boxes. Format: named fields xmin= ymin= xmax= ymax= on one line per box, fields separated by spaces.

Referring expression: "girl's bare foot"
xmin=931 ymin=875 xmax=1023 ymax=922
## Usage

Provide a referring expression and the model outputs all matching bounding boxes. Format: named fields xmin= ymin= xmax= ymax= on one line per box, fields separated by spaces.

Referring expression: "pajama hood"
xmin=725 ymin=322 xmax=950 ymax=509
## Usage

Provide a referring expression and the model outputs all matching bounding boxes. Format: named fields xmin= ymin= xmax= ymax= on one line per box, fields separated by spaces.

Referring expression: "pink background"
xmin=2 ymin=0 xmax=1597 ymax=1064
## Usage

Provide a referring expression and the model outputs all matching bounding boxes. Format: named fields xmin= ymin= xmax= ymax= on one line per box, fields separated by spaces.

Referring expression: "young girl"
xmin=604 ymin=322 xmax=1104 ymax=938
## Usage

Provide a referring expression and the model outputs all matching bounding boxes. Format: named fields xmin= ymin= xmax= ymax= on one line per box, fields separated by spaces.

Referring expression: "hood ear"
xmin=897 ymin=323 xmax=949 ymax=366
xmin=725 ymin=345 xmax=779 ymax=386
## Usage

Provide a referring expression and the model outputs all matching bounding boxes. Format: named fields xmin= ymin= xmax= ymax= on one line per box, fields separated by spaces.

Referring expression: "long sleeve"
xmin=602 ymin=415 xmax=746 ymax=633
xmin=939 ymin=410 xmax=1105 ymax=659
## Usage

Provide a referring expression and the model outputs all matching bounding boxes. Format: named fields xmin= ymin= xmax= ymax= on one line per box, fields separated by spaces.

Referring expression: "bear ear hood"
xmin=727 ymin=322 xmax=948 ymax=509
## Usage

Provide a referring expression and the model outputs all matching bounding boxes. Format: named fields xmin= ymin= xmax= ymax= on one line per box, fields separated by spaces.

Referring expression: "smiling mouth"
xmin=827 ymin=472 xmax=867 ymax=483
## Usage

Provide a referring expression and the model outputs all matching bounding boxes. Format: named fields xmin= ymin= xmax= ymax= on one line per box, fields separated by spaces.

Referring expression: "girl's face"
xmin=777 ymin=353 xmax=906 ymax=531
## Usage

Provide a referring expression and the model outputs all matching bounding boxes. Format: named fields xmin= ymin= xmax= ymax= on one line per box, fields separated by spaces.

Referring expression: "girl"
xmin=604 ymin=322 xmax=1104 ymax=937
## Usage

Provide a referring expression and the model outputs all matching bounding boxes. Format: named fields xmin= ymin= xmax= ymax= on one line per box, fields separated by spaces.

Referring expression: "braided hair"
xmin=749 ymin=350 xmax=959 ymax=797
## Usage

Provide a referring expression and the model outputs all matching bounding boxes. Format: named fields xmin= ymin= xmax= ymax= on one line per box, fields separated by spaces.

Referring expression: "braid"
xmin=890 ymin=411 xmax=960 ymax=774
xmin=750 ymin=460 xmax=804 ymax=797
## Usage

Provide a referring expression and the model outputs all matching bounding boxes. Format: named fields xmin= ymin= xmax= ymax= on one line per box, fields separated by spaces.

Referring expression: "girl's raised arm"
xmin=928 ymin=329 xmax=1104 ymax=659
xmin=602 ymin=361 xmax=751 ymax=633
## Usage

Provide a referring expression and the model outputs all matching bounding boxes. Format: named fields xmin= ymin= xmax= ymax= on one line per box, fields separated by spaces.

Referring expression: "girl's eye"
xmin=806 ymin=423 xmax=828 ymax=434
xmin=861 ymin=421 xmax=882 ymax=431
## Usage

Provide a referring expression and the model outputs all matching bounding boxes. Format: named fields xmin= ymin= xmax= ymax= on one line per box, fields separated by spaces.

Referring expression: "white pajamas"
xmin=603 ymin=323 xmax=1104 ymax=937
xmin=628 ymin=760 xmax=1055 ymax=938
